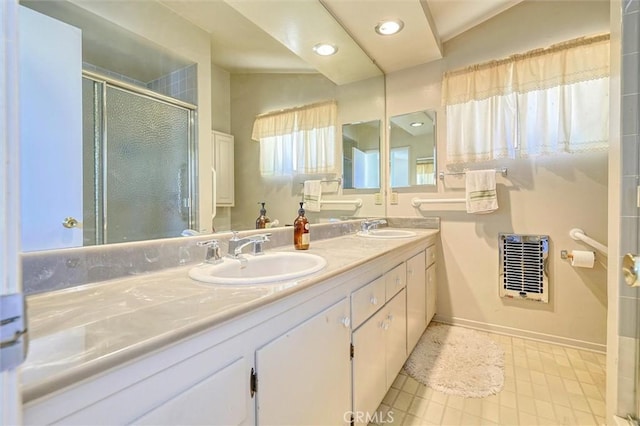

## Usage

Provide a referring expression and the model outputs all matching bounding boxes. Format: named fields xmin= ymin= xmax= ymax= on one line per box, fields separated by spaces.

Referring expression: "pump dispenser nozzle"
xmin=256 ymin=202 xmax=271 ymax=229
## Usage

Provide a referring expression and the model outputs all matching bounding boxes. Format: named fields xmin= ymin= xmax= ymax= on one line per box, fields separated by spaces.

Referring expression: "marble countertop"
xmin=22 ymin=229 xmax=438 ymax=402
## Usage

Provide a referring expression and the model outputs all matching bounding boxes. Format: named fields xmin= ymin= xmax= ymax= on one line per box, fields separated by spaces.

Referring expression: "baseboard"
xmin=433 ymin=315 xmax=607 ymax=354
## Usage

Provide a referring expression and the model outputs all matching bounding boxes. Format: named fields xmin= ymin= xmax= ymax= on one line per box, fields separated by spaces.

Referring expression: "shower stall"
xmin=81 ymin=71 xmax=197 ymax=246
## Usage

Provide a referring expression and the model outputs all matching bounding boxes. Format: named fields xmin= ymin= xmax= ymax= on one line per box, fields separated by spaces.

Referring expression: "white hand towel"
xmin=465 ymin=170 xmax=498 ymax=214
xmin=303 ymin=180 xmax=322 ymax=212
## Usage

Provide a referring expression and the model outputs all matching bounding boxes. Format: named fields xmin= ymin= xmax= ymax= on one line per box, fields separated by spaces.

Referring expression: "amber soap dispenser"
xmin=294 ymin=202 xmax=310 ymax=250
xmin=255 ymin=202 xmax=271 ymax=229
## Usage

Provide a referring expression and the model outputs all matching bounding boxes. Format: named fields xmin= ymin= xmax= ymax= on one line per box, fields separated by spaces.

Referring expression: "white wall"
xmin=386 ymin=0 xmax=610 ymax=349
xmin=230 ymin=73 xmax=385 ymax=230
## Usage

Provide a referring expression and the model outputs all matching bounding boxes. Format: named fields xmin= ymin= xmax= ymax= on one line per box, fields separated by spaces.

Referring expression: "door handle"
xmin=62 ymin=217 xmax=80 ymax=229
xmin=622 ymin=253 xmax=640 ymax=287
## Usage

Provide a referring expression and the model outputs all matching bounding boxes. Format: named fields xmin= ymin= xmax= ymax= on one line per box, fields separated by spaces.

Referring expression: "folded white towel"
xmin=303 ymin=180 xmax=322 ymax=212
xmin=465 ymin=170 xmax=498 ymax=214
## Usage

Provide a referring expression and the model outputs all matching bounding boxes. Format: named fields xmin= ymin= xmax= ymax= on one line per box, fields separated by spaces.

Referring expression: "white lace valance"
xmin=251 ymin=100 xmax=337 ymax=140
xmin=442 ymin=33 xmax=610 ymax=105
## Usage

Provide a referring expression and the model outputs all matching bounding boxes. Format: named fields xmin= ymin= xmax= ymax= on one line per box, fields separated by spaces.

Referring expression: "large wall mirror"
xmin=18 ymin=0 xmax=385 ymax=252
xmin=342 ymin=120 xmax=381 ymax=190
xmin=389 ymin=110 xmax=437 ymax=189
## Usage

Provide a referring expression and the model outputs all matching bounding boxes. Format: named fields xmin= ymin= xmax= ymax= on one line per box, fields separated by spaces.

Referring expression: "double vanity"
xmin=22 ymin=220 xmax=438 ymax=425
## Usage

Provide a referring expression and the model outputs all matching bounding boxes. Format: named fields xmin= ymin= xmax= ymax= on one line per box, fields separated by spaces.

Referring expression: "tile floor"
xmin=373 ymin=326 xmax=607 ymax=426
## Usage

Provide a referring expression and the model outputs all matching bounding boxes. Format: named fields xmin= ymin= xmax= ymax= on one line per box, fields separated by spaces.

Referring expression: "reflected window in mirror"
xmin=342 ymin=120 xmax=381 ymax=189
xmin=253 ymin=101 xmax=338 ymax=177
xmin=389 ymin=111 xmax=436 ymax=188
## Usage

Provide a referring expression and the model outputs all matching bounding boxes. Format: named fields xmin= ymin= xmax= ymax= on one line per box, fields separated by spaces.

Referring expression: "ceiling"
xmin=159 ymin=0 xmax=525 ymax=85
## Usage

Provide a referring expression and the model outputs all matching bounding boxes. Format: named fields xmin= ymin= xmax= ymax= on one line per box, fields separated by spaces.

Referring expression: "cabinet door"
xmin=406 ymin=251 xmax=426 ymax=352
xmin=213 ymin=131 xmax=235 ymax=206
xmin=385 ymin=289 xmax=407 ymax=387
xmin=352 ymin=307 xmax=388 ymax=425
xmin=133 ymin=358 xmax=248 ymax=426
xmin=256 ymin=298 xmax=351 ymax=426
xmin=426 ymin=264 xmax=437 ymax=325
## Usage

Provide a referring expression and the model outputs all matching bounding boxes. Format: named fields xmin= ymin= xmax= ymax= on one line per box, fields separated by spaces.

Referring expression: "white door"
xmin=255 ymin=298 xmax=351 ymax=425
xmin=1 ymin=0 xmax=24 ymax=423
xmin=19 ymin=6 xmax=83 ymax=251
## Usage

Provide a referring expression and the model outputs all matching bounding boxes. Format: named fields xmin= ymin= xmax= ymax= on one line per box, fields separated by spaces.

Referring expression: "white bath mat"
xmin=404 ymin=323 xmax=505 ymax=398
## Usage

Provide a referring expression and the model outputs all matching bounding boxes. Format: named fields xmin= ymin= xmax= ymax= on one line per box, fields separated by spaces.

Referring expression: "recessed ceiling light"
xmin=410 ymin=121 xmax=424 ymax=127
xmin=375 ymin=19 xmax=404 ymax=36
xmin=313 ymin=43 xmax=338 ymax=56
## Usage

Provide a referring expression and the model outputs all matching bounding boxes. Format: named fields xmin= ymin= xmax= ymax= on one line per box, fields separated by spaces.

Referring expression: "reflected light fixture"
xmin=313 ymin=43 xmax=338 ymax=56
xmin=410 ymin=121 xmax=424 ymax=127
xmin=375 ymin=19 xmax=404 ymax=36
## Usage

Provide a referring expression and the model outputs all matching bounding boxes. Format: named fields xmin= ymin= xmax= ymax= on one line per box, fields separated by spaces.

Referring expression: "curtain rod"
xmin=255 ymin=100 xmax=337 ymax=119
xmin=444 ymin=33 xmax=610 ymax=78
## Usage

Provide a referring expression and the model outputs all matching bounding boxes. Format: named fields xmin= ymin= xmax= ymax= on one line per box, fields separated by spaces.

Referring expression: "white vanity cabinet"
xmin=255 ymin=298 xmax=351 ymax=426
xmin=23 ymin=231 xmax=439 ymax=426
xmin=426 ymin=244 xmax=437 ymax=324
xmin=24 ymin=333 xmax=252 ymax=426
xmin=133 ymin=358 xmax=248 ymax=426
xmin=406 ymin=250 xmax=427 ymax=352
xmin=352 ymin=259 xmax=409 ymax=426
xmin=212 ymin=130 xmax=235 ymax=206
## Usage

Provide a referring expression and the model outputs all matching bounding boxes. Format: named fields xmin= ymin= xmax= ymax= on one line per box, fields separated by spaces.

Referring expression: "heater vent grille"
xmin=499 ymin=234 xmax=549 ymax=303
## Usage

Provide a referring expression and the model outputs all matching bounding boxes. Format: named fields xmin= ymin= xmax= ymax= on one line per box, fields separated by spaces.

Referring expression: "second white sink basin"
xmin=189 ymin=252 xmax=327 ymax=285
xmin=357 ymin=229 xmax=417 ymax=239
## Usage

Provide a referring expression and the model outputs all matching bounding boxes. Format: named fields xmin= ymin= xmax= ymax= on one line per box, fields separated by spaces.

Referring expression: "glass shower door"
xmin=104 ymin=85 xmax=194 ymax=244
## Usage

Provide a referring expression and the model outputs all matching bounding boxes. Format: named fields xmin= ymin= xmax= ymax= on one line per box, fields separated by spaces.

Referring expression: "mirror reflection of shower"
xmin=82 ymin=71 xmax=197 ymax=246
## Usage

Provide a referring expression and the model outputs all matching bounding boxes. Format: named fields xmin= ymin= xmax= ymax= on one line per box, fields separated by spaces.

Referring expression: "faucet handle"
xmin=197 ymin=239 xmax=223 ymax=264
xmin=197 ymin=239 xmax=219 ymax=247
xmin=250 ymin=233 xmax=272 ymax=256
xmin=230 ymin=231 xmax=240 ymax=241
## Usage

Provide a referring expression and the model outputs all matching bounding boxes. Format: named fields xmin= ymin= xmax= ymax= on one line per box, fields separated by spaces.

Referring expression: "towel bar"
xmin=438 ymin=168 xmax=508 ymax=180
xmin=320 ymin=199 xmax=363 ymax=208
xmin=411 ymin=197 xmax=465 ymax=207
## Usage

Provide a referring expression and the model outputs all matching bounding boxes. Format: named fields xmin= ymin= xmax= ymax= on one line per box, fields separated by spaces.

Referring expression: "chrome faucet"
xmin=360 ymin=219 xmax=388 ymax=232
xmin=197 ymin=239 xmax=223 ymax=264
xmin=227 ymin=231 xmax=272 ymax=260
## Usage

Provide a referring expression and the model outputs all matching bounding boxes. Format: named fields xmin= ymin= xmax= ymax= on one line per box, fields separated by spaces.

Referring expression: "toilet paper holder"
xmin=560 ymin=249 xmax=596 ymax=260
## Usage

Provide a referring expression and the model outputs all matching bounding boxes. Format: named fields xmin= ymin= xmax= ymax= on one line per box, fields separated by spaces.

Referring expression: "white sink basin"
xmin=189 ymin=252 xmax=327 ymax=285
xmin=357 ymin=229 xmax=417 ymax=239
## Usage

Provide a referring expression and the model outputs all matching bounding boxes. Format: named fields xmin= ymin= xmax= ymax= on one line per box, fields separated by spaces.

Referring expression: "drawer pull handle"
xmin=340 ymin=317 xmax=351 ymax=328
xmin=370 ymin=296 xmax=378 ymax=305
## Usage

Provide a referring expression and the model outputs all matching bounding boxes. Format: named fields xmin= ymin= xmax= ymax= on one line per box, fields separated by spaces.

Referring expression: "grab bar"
xmin=439 ymin=167 xmax=508 ymax=180
xmin=411 ymin=197 xmax=465 ymax=207
xmin=569 ymin=228 xmax=608 ymax=256
xmin=321 ymin=199 xmax=363 ymax=208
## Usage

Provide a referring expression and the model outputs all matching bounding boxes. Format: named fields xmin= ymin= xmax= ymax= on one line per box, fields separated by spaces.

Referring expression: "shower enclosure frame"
xmin=82 ymin=70 xmax=198 ymax=245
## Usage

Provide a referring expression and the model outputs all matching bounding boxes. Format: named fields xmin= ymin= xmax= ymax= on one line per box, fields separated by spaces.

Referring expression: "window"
xmin=442 ymin=34 xmax=610 ymax=164
xmin=251 ymin=101 xmax=338 ymax=177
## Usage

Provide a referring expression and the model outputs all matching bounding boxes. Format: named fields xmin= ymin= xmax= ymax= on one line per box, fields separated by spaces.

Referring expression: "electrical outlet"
xmin=374 ymin=192 xmax=382 ymax=205
xmin=391 ymin=192 xmax=398 ymax=205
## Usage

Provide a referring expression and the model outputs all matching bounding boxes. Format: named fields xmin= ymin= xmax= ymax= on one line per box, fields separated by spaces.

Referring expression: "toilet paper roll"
xmin=570 ymin=250 xmax=595 ymax=268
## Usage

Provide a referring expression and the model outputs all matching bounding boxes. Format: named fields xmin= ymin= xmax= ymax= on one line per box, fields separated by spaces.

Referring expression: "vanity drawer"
xmin=426 ymin=245 xmax=436 ymax=267
xmin=351 ymin=276 xmax=386 ymax=329
xmin=385 ymin=263 xmax=406 ymax=301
